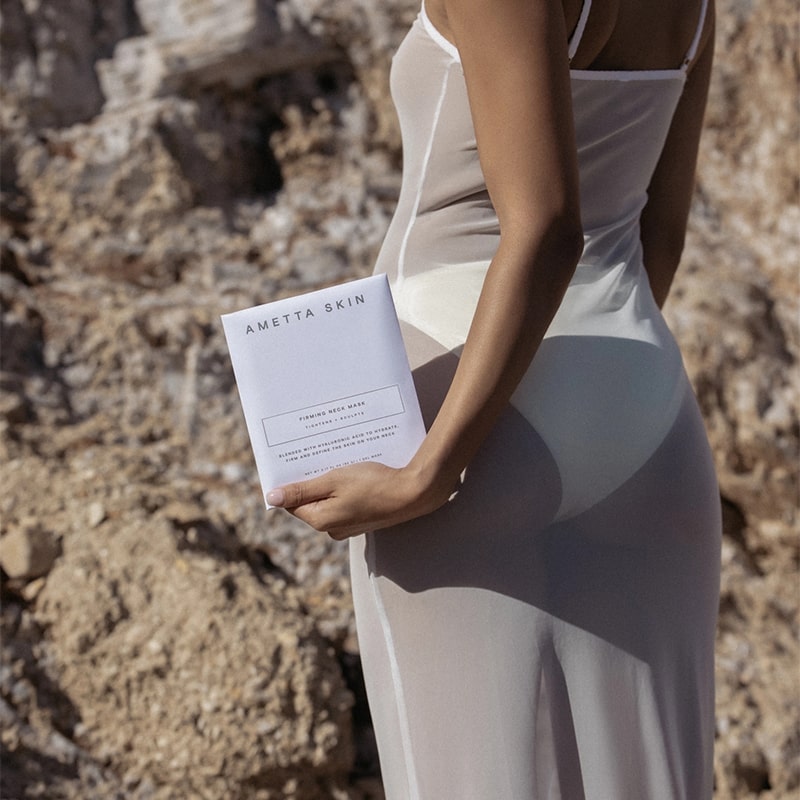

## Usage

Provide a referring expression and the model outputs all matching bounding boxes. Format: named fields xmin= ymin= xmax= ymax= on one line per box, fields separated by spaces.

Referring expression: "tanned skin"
xmin=268 ymin=0 xmax=715 ymax=538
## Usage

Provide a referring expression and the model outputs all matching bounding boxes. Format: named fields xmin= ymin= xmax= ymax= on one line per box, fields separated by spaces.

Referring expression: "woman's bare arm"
xmin=269 ymin=0 xmax=583 ymax=537
xmin=404 ymin=0 xmax=583 ymax=502
xmin=640 ymin=5 xmax=715 ymax=307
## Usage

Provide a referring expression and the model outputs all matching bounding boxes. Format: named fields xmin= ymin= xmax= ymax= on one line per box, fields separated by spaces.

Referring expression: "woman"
xmin=269 ymin=0 xmax=721 ymax=796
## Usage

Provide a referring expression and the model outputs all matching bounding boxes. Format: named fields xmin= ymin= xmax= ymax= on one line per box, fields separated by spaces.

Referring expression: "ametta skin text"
xmin=245 ymin=292 xmax=366 ymax=335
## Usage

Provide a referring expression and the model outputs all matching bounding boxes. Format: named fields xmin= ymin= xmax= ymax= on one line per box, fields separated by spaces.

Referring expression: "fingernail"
xmin=266 ymin=489 xmax=285 ymax=507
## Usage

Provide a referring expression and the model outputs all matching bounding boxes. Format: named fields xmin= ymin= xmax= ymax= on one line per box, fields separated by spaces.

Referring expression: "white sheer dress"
xmin=349 ymin=2 xmax=721 ymax=797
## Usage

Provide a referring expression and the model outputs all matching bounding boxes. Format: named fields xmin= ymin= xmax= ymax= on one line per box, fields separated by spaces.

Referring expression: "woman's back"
xmin=567 ymin=0 xmax=711 ymax=229
xmin=564 ymin=0 xmax=712 ymax=72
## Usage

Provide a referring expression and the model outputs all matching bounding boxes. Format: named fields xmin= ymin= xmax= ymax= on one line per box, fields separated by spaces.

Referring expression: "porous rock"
xmin=0 ymin=523 xmax=60 ymax=580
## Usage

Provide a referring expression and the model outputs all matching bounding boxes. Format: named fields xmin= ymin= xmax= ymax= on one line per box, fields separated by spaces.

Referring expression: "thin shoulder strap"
xmin=567 ymin=0 xmax=592 ymax=62
xmin=681 ymin=0 xmax=710 ymax=71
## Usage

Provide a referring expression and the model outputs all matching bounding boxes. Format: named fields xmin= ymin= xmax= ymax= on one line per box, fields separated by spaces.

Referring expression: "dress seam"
xmin=366 ymin=534 xmax=423 ymax=800
xmin=396 ymin=58 xmax=456 ymax=286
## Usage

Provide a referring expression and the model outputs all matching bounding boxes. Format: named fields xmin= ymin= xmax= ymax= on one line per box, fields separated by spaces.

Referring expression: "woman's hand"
xmin=266 ymin=461 xmax=452 ymax=540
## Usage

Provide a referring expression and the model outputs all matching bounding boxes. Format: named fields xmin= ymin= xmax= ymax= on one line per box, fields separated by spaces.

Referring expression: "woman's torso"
xmin=374 ymin=0 xmax=710 ymax=518
xmin=376 ymin=0 xmax=709 ymax=344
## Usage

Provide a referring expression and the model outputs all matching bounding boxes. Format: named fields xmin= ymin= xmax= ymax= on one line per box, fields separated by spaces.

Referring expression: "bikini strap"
xmin=681 ymin=0 xmax=710 ymax=71
xmin=567 ymin=0 xmax=592 ymax=62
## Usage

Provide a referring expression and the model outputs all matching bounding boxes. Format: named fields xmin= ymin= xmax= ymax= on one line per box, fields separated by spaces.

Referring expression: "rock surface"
xmin=0 ymin=522 xmax=60 ymax=580
xmin=1 ymin=0 xmax=797 ymax=798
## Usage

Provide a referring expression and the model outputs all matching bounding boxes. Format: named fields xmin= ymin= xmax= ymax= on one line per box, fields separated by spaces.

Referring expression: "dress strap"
xmin=420 ymin=0 xmax=461 ymax=61
xmin=681 ymin=0 xmax=710 ymax=71
xmin=567 ymin=0 xmax=592 ymax=62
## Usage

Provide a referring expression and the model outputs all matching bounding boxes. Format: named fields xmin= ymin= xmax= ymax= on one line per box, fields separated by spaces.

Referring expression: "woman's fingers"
xmin=267 ymin=476 xmax=332 ymax=509
xmin=266 ymin=463 xmax=394 ymax=536
xmin=268 ymin=471 xmax=357 ymax=533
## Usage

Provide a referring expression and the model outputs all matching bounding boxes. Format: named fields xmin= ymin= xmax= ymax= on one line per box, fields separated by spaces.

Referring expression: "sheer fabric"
xmin=350 ymin=2 xmax=720 ymax=797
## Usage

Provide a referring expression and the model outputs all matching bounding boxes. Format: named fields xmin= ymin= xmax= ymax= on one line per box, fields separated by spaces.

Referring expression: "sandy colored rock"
xmin=0 ymin=523 xmax=60 ymax=580
xmin=35 ymin=514 xmax=355 ymax=797
xmin=2 ymin=453 xmax=358 ymax=799
xmin=0 ymin=0 xmax=131 ymax=132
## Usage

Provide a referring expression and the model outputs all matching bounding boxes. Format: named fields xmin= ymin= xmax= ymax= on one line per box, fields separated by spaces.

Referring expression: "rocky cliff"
xmin=1 ymin=1 xmax=797 ymax=798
